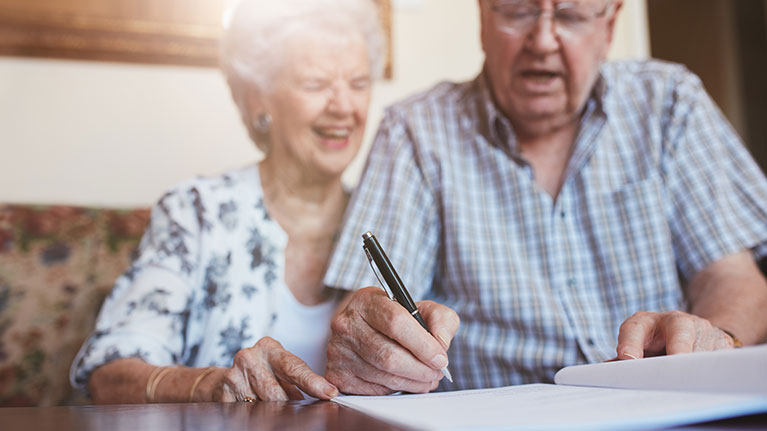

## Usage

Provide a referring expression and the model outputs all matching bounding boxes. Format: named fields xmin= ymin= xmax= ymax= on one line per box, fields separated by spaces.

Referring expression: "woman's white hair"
xmin=220 ymin=0 xmax=385 ymax=135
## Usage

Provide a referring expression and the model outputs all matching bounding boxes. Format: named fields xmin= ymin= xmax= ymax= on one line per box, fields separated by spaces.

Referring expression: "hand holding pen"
xmin=324 ymin=233 xmax=460 ymax=395
xmin=362 ymin=231 xmax=453 ymax=382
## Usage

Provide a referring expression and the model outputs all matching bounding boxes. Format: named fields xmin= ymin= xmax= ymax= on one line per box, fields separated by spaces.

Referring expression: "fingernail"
xmin=325 ymin=384 xmax=338 ymax=398
xmin=435 ymin=330 xmax=450 ymax=350
xmin=622 ymin=351 xmax=639 ymax=360
xmin=430 ymin=354 xmax=448 ymax=369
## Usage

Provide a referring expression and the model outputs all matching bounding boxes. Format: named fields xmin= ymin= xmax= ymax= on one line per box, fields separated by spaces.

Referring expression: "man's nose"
xmin=525 ymin=11 xmax=560 ymax=54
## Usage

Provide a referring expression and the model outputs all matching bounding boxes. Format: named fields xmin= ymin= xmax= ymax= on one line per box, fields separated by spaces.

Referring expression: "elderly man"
xmin=323 ymin=0 xmax=767 ymax=395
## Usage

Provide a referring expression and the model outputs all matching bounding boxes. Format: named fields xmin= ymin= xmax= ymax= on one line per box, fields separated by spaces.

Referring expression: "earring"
xmin=253 ymin=113 xmax=272 ymax=133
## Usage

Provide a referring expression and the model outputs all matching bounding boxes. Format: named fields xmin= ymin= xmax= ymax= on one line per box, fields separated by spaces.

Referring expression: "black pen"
xmin=361 ymin=231 xmax=453 ymax=383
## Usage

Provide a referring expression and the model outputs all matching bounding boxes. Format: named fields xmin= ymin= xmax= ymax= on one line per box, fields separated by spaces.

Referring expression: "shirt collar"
xmin=472 ymin=66 xmax=610 ymax=155
xmin=588 ymin=68 xmax=609 ymax=116
xmin=473 ymin=69 xmax=518 ymax=155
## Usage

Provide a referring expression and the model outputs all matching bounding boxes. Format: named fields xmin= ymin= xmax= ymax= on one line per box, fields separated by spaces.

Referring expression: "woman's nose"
xmin=327 ymin=85 xmax=354 ymax=116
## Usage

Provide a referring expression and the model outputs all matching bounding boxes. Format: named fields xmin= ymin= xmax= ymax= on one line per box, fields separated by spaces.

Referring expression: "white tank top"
xmin=269 ymin=284 xmax=339 ymax=375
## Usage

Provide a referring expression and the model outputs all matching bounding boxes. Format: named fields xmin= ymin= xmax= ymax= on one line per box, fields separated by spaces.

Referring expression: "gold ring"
xmin=242 ymin=396 xmax=256 ymax=403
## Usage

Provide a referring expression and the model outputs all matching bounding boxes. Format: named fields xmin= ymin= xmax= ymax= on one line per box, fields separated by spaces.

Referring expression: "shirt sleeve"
xmin=324 ymin=108 xmax=442 ymax=301
xmin=70 ymin=186 xmax=202 ymax=390
xmin=661 ymin=69 xmax=767 ymax=281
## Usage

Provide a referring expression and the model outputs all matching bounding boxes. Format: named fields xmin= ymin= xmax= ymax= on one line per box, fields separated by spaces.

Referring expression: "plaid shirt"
xmin=324 ymin=60 xmax=767 ymax=390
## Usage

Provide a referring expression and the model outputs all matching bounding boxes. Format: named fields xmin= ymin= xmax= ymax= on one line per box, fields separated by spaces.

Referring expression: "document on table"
xmin=333 ymin=384 xmax=766 ymax=431
xmin=332 ymin=346 xmax=767 ymax=431
xmin=554 ymin=343 xmax=767 ymax=395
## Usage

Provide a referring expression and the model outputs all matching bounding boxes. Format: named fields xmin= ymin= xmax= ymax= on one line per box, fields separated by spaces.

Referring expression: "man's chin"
xmin=520 ymin=99 xmax=568 ymax=118
xmin=511 ymin=110 xmax=578 ymax=138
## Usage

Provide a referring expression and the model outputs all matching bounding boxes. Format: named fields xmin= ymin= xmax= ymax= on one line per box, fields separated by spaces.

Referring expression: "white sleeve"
xmin=70 ymin=187 xmax=201 ymax=389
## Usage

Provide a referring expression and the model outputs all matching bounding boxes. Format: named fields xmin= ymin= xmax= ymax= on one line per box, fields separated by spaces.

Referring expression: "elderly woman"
xmin=70 ymin=0 xmax=384 ymax=403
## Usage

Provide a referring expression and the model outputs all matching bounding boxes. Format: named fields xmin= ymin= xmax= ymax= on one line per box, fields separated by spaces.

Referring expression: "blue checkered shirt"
xmin=324 ymin=60 xmax=767 ymax=390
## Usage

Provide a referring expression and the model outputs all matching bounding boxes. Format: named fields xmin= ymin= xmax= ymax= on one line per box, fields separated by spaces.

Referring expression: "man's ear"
xmin=478 ymin=0 xmax=488 ymax=54
xmin=605 ymin=1 xmax=623 ymax=46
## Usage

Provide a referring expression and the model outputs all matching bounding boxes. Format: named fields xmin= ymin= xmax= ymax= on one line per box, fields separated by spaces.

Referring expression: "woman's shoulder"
xmin=148 ymin=164 xmax=265 ymax=230
xmin=158 ymin=164 xmax=262 ymax=206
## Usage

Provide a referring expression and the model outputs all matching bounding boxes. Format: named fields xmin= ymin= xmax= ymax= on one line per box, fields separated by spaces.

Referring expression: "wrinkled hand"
xmin=217 ymin=337 xmax=338 ymax=401
xmin=616 ymin=311 xmax=736 ymax=360
xmin=326 ymin=287 xmax=460 ymax=395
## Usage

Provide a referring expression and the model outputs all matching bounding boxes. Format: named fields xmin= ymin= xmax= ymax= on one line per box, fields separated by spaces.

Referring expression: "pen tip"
xmin=442 ymin=367 xmax=453 ymax=383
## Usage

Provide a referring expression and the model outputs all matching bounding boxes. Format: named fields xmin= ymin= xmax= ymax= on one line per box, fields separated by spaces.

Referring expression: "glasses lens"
xmin=554 ymin=4 xmax=594 ymax=33
xmin=492 ymin=0 xmax=606 ymax=35
xmin=493 ymin=2 xmax=540 ymax=32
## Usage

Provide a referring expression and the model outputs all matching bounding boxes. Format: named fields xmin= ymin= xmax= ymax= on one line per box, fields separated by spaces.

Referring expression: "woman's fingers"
xmin=229 ymin=338 xmax=290 ymax=401
xmin=267 ymin=343 xmax=339 ymax=399
xmin=226 ymin=337 xmax=337 ymax=402
xmin=278 ymin=378 xmax=306 ymax=400
xmin=219 ymin=383 xmax=238 ymax=402
xmin=247 ymin=359 xmax=290 ymax=401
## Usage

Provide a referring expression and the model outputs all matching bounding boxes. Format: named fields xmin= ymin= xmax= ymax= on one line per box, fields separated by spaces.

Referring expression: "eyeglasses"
xmin=488 ymin=0 xmax=613 ymax=37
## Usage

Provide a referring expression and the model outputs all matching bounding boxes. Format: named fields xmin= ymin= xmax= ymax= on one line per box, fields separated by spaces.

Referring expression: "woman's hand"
xmin=215 ymin=337 xmax=339 ymax=401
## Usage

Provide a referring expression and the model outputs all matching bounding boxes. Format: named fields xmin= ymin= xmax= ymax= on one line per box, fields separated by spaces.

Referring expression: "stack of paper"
xmin=332 ymin=345 xmax=767 ymax=431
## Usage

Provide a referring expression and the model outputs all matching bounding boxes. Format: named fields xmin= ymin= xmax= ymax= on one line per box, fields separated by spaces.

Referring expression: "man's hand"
xmin=326 ymin=287 xmax=460 ymax=395
xmin=616 ymin=251 xmax=767 ymax=360
xmin=615 ymin=311 xmax=736 ymax=359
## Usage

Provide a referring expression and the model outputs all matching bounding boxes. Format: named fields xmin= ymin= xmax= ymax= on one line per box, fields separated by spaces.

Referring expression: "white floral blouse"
xmin=70 ymin=164 xmax=339 ymax=389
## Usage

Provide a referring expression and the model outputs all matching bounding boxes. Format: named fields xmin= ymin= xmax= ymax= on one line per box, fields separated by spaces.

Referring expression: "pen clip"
xmin=363 ymin=244 xmax=395 ymax=300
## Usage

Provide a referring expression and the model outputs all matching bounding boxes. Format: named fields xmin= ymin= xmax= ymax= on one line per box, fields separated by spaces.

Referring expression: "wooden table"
xmin=0 ymin=401 xmax=405 ymax=431
xmin=1 ymin=401 xmax=765 ymax=431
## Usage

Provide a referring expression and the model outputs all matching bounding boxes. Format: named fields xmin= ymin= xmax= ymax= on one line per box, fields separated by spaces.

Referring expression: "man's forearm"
xmin=686 ymin=250 xmax=767 ymax=345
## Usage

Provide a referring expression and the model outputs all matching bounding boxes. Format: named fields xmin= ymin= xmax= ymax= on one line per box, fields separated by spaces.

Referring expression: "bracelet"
xmin=718 ymin=327 xmax=743 ymax=348
xmin=188 ymin=366 xmax=217 ymax=402
xmin=145 ymin=366 xmax=165 ymax=403
xmin=146 ymin=367 xmax=173 ymax=403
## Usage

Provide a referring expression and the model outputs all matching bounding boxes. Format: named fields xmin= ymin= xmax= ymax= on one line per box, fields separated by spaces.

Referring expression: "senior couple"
xmin=71 ymin=0 xmax=767 ymax=403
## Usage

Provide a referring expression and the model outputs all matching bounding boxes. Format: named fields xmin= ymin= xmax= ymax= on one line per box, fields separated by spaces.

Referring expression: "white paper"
xmin=554 ymin=345 xmax=767 ymax=395
xmin=333 ymin=383 xmax=767 ymax=431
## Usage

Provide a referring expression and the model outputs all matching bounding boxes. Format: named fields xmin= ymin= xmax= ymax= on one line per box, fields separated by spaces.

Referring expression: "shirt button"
xmin=560 ymin=211 xmax=566 ymax=219
xmin=567 ymin=278 xmax=577 ymax=288
xmin=586 ymin=338 xmax=595 ymax=346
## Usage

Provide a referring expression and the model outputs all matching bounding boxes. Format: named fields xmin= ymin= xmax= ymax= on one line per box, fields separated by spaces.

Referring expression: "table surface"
xmin=0 ymin=401 xmax=405 ymax=431
xmin=1 ymin=401 xmax=765 ymax=431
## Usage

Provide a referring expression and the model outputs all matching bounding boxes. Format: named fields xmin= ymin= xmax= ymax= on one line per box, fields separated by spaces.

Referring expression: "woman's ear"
xmin=240 ymin=85 xmax=273 ymax=154
xmin=227 ymin=76 xmax=259 ymax=132
xmin=243 ymin=84 xmax=268 ymax=119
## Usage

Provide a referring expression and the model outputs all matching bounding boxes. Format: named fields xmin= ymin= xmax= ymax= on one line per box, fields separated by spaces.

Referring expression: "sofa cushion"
xmin=0 ymin=204 xmax=149 ymax=406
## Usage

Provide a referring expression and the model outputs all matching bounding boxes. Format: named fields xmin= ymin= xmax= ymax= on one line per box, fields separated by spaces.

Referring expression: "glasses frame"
xmin=487 ymin=0 xmax=615 ymax=38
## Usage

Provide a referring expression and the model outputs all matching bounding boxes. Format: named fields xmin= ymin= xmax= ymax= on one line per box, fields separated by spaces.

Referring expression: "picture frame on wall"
xmin=0 ymin=0 xmax=393 ymax=77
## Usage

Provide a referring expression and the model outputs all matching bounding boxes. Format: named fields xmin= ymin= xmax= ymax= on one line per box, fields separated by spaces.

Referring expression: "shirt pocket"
xmin=588 ymin=176 xmax=682 ymax=313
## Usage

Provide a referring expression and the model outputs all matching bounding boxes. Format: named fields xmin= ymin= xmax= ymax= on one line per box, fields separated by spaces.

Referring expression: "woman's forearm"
xmin=88 ymin=358 xmax=225 ymax=404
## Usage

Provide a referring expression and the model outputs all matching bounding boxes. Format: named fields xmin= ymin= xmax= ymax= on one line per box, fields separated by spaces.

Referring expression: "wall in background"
xmin=647 ymin=0 xmax=767 ymax=173
xmin=0 ymin=0 xmax=649 ymax=207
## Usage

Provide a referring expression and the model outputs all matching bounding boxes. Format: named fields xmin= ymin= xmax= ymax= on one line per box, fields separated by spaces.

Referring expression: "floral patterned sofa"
xmin=0 ymin=204 xmax=150 ymax=406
